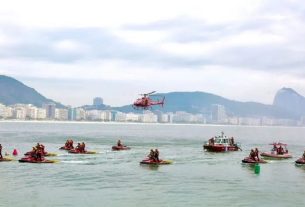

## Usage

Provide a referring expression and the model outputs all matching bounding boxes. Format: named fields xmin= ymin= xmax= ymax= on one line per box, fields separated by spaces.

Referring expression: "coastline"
xmin=0 ymin=119 xmax=304 ymax=128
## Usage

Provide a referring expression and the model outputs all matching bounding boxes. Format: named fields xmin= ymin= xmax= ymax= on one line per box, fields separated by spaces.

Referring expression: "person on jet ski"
xmin=65 ymin=140 xmax=69 ymax=148
xmin=254 ymin=148 xmax=260 ymax=161
xmin=0 ymin=144 xmax=3 ymax=159
xmin=75 ymin=143 xmax=81 ymax=152
xmin=36 ymin=147 xmax=43 ymax=161
xmin=302 ymin=150 xmax=305 ymax=159
xmin=30 ymin=147 xmax=38 ymax=160
xmin=148 ymin=149 xmax=155 ymax=160
xmin=81 ymin=142 xmax=86 ymax=152
xmin=65 ymin=139 xmax=74 ymax=149
xmin=117 ymin=140 xmax=123 ymax=147
xmin=154 ymin=149 xmax=160 ymax=162
xmin=40 ymin=144 xmax=45 ymax=154
xmin=36 ymin=143 xmax=40 ymax=149
xmin=70 ymin=140 xmax=74 ymax=148
xmin=250 ymin=149 xmax=256 ymax=161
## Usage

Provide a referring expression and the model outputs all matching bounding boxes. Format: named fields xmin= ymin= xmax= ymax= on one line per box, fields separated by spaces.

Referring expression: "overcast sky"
xmin=1 ymin=0 xmax=305 ymax=107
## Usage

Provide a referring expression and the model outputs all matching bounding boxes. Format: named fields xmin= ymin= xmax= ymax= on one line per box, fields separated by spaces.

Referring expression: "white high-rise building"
xmin=86 ymin=110 xmax=100 ymax=120
xmin=93 ymin=97 xmax=103 ymax=106
xmin=43 ymin=103 xmax=56 ymax=119
xmin=0 ymin=103 xmax=7 ymax=118
xmin=13 ymin=107 xmax=27 ymax=120
xmin=26 ymin=105 xmax=38 ymax=119
xmin=37 ymin=108 xmax=47 ymax=120
xmin=3 ymin=106 xmax=13 ymax=118
xmin=125 ymin=113 xmax=140 ymax=122
xmin=86 ymin=110 xmax=112 ymax=121
xmin=115 ymin=112 xmax=127 ymax=122
xmin=75 ymin=108 xmax=86 ymax=121
xmin=159 ymin=114 xmax=169 ymax=123
xmin=211 ymin=104 xmax=227 ymax=123
xmin=173 ymin=111 xmax=194 ymax=123
xmin=55 ymin=108 xmax=68 ymax=120
xmin=139 ymin=111 xmax=157 ymax=123
xmin=103 ymin=111 xmax=112 ymax=121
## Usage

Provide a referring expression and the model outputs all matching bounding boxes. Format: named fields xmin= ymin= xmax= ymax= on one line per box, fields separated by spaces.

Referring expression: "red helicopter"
xmin=133 ymin=91 xmax=165 ymax=110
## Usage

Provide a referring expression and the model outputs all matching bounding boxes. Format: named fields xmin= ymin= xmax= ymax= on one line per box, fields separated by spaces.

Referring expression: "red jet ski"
xmin=68 ymin=149 xmax=96 ymax=154
xmin=295 ymin=157 xmax=305 ymax=164
xmin=112 ymin=146 xmax=131 ymax=151
xmin=0 ymin=157 xmax=14 ymax=162
xmin=59 ymin=146 xmax=74 ymax=150
xmin=242 ymin=157 xmax=267 ymax=164
xmin=140 ymin=159 xmax=172 ymax=165
xmin=24 ymin=151 xmax=57 ymax=157
xmin=18 ymin=157 xmax=56 ymax=163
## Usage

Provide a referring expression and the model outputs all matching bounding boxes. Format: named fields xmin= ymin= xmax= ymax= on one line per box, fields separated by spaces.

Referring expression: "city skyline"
xmin=1 ymin=101 xmax=303 ymax=127
xmin=1 ymin=1 xmax=305 ymax=106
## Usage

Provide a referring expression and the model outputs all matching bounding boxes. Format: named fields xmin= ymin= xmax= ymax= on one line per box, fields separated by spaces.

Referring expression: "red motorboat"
xmin=203 ymin=132 xmax=241 ymax=152
xmin=260 ymin=142 xmax=292 ymax=159
xmin=112 ymin=146 xmax=131 ymax=151
xmin=242 ymin=157 xmax=267 ymax=164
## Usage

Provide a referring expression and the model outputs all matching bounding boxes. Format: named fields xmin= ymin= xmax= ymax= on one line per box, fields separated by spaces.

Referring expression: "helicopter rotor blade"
xmin=147 ymin=91 xmax=156 ymax=95
xmin=139 ymin=91 xmax=156 ymax=96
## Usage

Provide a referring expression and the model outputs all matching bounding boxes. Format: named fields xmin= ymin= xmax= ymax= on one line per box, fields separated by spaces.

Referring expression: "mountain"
xmin=273 ymin=87 xmax=305 ymax=117
xmin=115 ymin=91 xmax=295 ymax=119
xmin=0 ymin=75 xmax=65 ymax=108
xmin=1 ymin=74 xmax=303 ymax=120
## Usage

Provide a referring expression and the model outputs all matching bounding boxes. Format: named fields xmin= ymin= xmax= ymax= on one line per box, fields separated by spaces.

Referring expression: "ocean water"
xmin=0 ymin=121 xmax=305 ymax=207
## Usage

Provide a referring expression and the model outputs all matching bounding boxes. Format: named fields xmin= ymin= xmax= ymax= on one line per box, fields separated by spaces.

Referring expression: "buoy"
xmin=12 ymin=149 xmax=18 ymax=156
xmin=254 ymin=164 xmax=260 ymax=174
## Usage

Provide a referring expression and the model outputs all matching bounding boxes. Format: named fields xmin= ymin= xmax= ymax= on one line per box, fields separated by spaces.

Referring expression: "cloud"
xmin=2 ymin=0 xmax=305 ymax=72
xmin=1 ymin=0 xmax=305 ymax=106
xmin=120 ymin=0 xmax=305 ymax=72
xmin=0 ymin=25 xmax=214 ymax=69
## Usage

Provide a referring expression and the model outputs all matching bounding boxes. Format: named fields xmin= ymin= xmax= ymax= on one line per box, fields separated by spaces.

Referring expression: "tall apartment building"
xmin=37 ymin=108 xmax=47 ymax=120
xmin=43 ymin=103 xmax=56 ymax=119
xmin=139 ymin=111 xmax=158 ymax=123
xmin=93 ymin=97 xmax=103 ymax=106
xmin=75 ymin=108 xmax=86 ymax=121
xmin=55 ymin=108 xmax=68 ymax=120
xmin=211 ymin=104 xmax=227 ymax=123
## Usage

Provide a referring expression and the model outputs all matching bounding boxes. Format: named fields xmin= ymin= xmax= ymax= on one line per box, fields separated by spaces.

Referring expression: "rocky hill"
xmin=273 ymin=87 xmax=305 ymax=117
xmin=0 ymin=75 xmax=65 ymax=108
